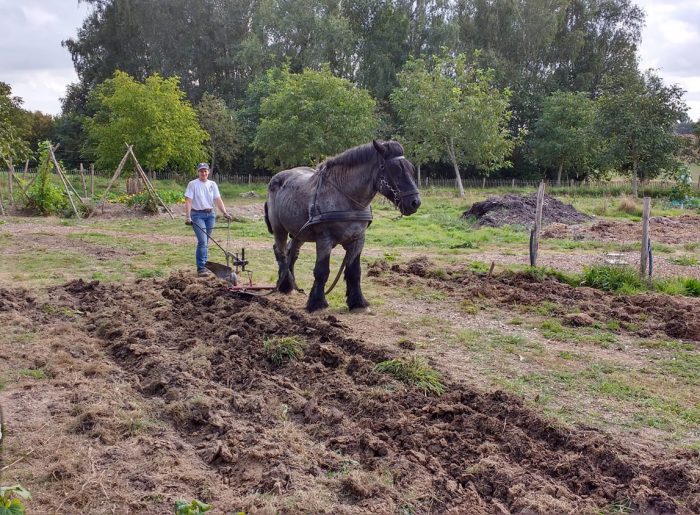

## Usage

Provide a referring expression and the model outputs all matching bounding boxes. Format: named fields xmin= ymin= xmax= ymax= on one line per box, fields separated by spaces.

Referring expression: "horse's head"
xmin=373 ymin=140 xmax=421 ymax=216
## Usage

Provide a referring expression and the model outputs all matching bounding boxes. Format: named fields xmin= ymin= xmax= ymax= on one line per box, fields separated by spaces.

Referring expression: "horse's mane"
xmin=320 ymin=140 xmax=404 ymax=172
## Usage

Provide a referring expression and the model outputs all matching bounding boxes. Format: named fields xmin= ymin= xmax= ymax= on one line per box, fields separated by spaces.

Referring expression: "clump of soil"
xmin=1 ymin=276 xmax=699 ymax=513
xmin=463 ymin=193 xmax=592 ymax=227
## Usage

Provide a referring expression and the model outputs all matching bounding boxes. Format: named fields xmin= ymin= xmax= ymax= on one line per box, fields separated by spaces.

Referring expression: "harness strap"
xmin=292 ymin=209 xmax=373 ymax=239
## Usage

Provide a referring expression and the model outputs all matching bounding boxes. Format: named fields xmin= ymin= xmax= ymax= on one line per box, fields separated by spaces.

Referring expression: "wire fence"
xmin=2 ymin=168 xmax=698 ymax=192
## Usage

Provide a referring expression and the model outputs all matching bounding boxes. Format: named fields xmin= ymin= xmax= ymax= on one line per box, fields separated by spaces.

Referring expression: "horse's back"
xmin=266 ymin=167 xmax=316 ymax=235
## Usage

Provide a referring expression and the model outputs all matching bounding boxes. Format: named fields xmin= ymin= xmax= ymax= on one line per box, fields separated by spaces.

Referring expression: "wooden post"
xmin=90 ymin=164 xmax=94 ymax=197
xmin=640 ymin=197 xmax=651 ymax=277
xmin=46 ymin=147 xmax=80 ymax=218
xmin=512 ymin=178 xmax=515 ymax=188
xmin=248 ymin=173 xmax=252 ymax=186
xmin=0 ymin=178 xmax=5 ymax=216
xmin=79 ymin=163 xmax=87 ymax=197
xmin=482 ymin=177 xmax=486 ymax=189
xmin=529 ymin=181 xmax=546 ymax=267
xmin=23 ymin=159 xmax=29 ymax=178
xmin=48 ymin=146 xmax=85 ymax=205
xmin=8 ymin=159 xmax=14 ymax=206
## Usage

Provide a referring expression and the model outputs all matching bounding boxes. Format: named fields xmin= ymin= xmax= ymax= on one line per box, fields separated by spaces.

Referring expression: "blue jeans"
xmin=191 ymin=211 xmax=216 ymax=271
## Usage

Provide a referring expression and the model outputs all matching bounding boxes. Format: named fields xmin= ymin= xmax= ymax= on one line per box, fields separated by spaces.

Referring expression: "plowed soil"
xmin=1 ymin=275 xmax=699 ymax=514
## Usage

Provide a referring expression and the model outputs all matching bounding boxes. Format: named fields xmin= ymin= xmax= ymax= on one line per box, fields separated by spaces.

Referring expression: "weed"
xmin=263 ymin=336 xmax=305 ymax=366
xmin=17 ymin=368 xmax=47 ymax=380
xmin=582 ymin=265 xmax=644 ymax=293
xmin=668 ymin=255 xmax=698 ymax=266
xmin=459 ymin=299 xmax=480 ymax=314
xmin=136 ymin=268 xmax=164 ymax=278
xmin=0 ymin=485 xmax=31 ymax=514
xmin=374 ymin=356 xmax=445 ymax=396
xmin=174 ymin=499 xmax=212 ymax=515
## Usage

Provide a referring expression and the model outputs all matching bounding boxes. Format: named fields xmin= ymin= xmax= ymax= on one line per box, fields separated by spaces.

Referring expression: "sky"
xmin=1 ymin=0 xmax=699 ymax=121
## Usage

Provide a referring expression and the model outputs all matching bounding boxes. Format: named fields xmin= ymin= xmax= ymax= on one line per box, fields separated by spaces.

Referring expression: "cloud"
xmin=636 ymin=0 xmax=700 ymax=120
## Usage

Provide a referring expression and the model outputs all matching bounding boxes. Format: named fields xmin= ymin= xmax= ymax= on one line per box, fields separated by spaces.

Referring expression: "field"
xmin=1 ymin=184 xmax=699 ymax=514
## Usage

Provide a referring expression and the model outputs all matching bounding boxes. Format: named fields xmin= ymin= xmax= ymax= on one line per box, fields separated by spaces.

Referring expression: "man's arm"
xmin=185 ymin=197 xmax=193 ymax=224
xmin=214 ymin=197 xmax=231 ymax=219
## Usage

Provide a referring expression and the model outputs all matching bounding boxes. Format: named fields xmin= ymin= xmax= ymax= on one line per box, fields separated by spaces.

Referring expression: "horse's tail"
xmin=264 ymin=201 xmax=273 ymax=234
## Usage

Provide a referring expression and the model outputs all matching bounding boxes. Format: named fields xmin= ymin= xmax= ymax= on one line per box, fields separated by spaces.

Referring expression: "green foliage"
xmin=669 ymin=166 xmax=694 ymax=201
xmin=528 ymin=91 xmax=598 ymax=183
xmin=595 ymin=70 xmax=687 ymax=182
xmin=374 ymin=356 xmax=445 ymax=396
xmin=0 ymin=82 xmax=31 ymax=166
xmin=253 ymin=65 xmax=378 ymax=169
xmin=174 ymin=499 xmax=212 ymax=515
xmin=24 ymin=141 xmax=67 ymax=215
xmin=391 ymin=52 xmax=514 ymax=196
xmin=263 ymin=336 xmax=305 ymax=366
xmin=85 ymin=71 xmax=208 ymax=172
xmin=0 ymin=485 xmax=31 ymax=515
xmin=582 ymin=265 xmax=644 ymax=293
xmin=196 ymin=93 xmax=243 ymax=174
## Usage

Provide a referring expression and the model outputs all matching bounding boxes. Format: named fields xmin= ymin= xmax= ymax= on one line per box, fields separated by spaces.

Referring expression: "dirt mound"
xmin=1 ymin=276 xmax=699 ymax=513
xmin=463 ymin=193 xmax=592 ymax=227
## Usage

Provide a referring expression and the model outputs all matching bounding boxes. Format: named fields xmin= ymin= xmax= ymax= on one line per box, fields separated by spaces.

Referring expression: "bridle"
xmin=376 ymin=155 xmax=419 ymax=206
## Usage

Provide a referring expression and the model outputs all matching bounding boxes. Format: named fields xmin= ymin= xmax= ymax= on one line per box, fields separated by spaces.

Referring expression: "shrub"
xmin=174 ymin=499 xmax=211 ymax=515
xmin=24 ymin=141 xmax=67 ymax=215
xmin=616 ymin=195 xmax=640 ymax=216
xmin=374 ymin=356 xmax=445 ymax=396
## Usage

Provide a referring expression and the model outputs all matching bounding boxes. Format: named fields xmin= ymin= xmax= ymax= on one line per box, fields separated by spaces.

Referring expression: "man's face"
xmin=198 ymin=168 xmax=209 ymax=181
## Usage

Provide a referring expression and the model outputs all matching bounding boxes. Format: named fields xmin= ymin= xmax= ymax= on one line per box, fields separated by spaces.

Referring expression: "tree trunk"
xmin=416 ymin=164 xmax=421 ymax=186
xmin=447 ymin=137 xmax=465 ymax=197
xmin=557 ymin=161 xmax=563 ymax=186
xmin=632 ymin=163 xmax=638 ymax=197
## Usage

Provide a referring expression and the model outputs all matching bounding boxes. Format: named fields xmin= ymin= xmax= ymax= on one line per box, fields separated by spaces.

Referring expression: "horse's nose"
xmin=411 ymin=197 xmax=421 ymax=210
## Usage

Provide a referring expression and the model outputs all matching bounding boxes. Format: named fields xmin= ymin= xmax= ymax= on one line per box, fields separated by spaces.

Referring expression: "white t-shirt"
xmin=185 ymin=179 xmax=221 ymax=210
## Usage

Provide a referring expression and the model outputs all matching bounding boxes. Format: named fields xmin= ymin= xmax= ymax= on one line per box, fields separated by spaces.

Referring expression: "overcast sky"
xmin=1 ymin=0 xmax=699 ymax=121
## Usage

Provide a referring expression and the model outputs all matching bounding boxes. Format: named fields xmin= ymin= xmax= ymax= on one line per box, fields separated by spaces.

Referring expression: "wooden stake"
xmin=79 ymin=163 xmax=87 ymax=197
xmin=23 ymin=159 xmax=29 ymax=178
xmin=640 ymin=197 xmax=651 ymax=277
xmin=47 ymin=147 xmax=80 ymax=218
xmin=90 ymin=163 xmax=94 ymax=197
xmin=8 ymin=159 xmax=14 ymax=207
xmin=529 ymin=181 xmax=546 ymax=267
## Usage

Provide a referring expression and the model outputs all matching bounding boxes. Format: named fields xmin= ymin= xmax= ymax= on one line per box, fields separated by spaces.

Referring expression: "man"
xmin=184 ymin=163 xmax=232 ymax=276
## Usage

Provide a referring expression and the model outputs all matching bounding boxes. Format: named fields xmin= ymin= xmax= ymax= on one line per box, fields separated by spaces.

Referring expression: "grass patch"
xmin=668 ymin=255 xmax=699 ymax=266
xmin=582 ymin=264 xmax=644 ymax=293
xmin=17 ymin=368 xmax=47 ymax=380
xmin=263 ymin=336 xmax=305 ymax=366
xmin=374 ymin=356 xmax=445 ymax=396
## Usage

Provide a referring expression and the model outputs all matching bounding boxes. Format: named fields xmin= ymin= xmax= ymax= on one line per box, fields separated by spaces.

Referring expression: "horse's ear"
xmin=372 ymin=140 xmax=386 ymax=156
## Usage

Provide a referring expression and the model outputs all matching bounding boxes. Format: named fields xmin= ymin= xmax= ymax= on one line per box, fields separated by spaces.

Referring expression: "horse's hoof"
xmin=306 ymin=300 xmax=329 ymax=312
xmin=349 ymin=306 xmax=372 ymax=314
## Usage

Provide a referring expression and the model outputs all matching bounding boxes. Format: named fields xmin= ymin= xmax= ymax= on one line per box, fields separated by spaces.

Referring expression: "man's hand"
xmin=185 ymin=219 xmax=192 ymax=226
xmin=223 ymin=212 xmax=233 ymax=221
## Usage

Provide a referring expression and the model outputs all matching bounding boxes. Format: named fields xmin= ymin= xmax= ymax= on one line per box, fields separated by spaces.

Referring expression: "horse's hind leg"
xmin=343 ymin=235 xmax=369 ymax=311
xmin=307 ymin=238 xmax=332 ymax=312
xmin=274 ymin=231 xmax=294 ymax=294
xmin=287 ymin=239 xmax=302 ymax=291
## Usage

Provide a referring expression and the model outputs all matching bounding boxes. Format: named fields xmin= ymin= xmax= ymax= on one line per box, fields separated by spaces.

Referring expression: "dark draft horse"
xmin=264 ymin=140 xmax=421 ymax=312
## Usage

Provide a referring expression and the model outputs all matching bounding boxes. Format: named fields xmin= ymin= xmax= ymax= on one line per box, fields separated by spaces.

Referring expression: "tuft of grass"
xmin=374 ymin=356 xmax=445 ymax=396
xmin=582 ymin=264 xmax=644 ymax=293
xmin=263 ymin=336 xmax=305 ymax=366
xmin=617 ymin=196 xmax=641 ymax=216
xmin=653 ymin=277 xmax=700 ymax=297
xmin=17 ymin=368 xmax=47 ymax=380
xmin=668 ymin=255 xmax=698 ymax=266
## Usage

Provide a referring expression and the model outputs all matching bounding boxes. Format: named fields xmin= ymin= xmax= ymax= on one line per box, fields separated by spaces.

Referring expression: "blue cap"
xmin=197 ymin=163 xmax=210 ymax=171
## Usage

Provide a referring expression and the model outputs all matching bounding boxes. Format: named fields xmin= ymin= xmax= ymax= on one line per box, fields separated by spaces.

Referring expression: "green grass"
xmin=668 ymin=255 xmax=698 ymax=266
xmin=374 ymin=356 xmax=445 ymax=396
xmin=263 ymin=336 xmax=305 ymax=366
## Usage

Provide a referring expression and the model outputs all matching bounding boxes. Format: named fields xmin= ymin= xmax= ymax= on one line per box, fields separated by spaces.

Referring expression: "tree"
xmin=253 ymin=66 xmax=378 ymax=169
xmin=0 ymin=82 xmax=31 ymax=166
xmin=85 ymin=71 xmax=208 ymax=171
xmin=595 ymin=70 xmax=688 ymax=194
xmin=391 ymin=53 xmax=514 ymax=196
xmin=528 ymin=91 xmax=597 ymax=184
xmin=196 ymin=93 xmax=243 ymax=174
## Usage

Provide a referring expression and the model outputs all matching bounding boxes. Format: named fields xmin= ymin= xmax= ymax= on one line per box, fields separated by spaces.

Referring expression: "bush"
xmin=24 ymin=141 xmax=67 ymax=215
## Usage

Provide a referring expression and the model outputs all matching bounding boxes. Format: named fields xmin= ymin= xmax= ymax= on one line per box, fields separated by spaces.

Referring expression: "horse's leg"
xmin=274 ymin=231 xmax=294 ymax=294
xmin=343 ymin=235 xmax=369 ymax=311
xmin=307 ymin=238 xmax=332 ymax=312
xmin=287 ymin=239 xmax=303 ymax=291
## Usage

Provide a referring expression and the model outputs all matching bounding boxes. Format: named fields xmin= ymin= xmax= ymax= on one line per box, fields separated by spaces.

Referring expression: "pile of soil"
xmin=463 ymin=193 xmax=592 ymax=228
xmin=1 ymin=275 xmax=698 ymax=513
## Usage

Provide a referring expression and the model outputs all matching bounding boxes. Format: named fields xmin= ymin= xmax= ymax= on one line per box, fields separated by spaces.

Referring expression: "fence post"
xmin=79 ymin=163 xmax=87 ymax=197
xmin=482 ymin=177 xmax=486 ymax=188
xmin=529 ymin=181 xmax=546 ymax=267
xmin=248 ymin=173 xmax=252 ymax=186
xmin=90 ymin=164 xmax=94 ymax=197
xmin=640 ymin=197 xmax=651 ymax=277
xmin=512 ymin=179 xmax=515 ymax=188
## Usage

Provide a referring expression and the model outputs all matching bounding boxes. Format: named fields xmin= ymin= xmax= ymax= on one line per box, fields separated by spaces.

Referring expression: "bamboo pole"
xmin=127 ymin=146 xmax=174 ymax=218
xmin=94 ymin=149 xmax=131 ymax=216
xmin=529 ymin=181 xmax=546 ymax=267
xmin=48 ymin=146 xmax=85 ymax=205
xmin=47 ymin=148 xmax=80 ymax=218
xmin=640 ymin=197 xmax=651 ymax=277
